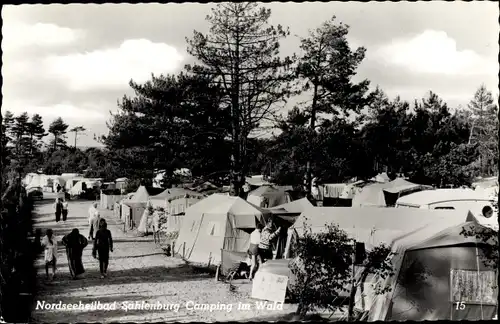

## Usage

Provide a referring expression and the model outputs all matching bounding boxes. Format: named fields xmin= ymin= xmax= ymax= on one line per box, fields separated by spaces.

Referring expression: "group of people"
xmin=53 ymin=198 xmax=69 ymax=222
xmin=40 ymin=202 xmax=114 ymax=281
xmin=137 ymin=201 xmax=161 ymax=244
xmin=248 ymin=220 xmax=281 ymax=280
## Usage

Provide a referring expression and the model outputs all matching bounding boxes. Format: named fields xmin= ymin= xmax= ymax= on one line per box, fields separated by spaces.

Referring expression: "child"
xmin=41 ymin=229 xmax=57 ymax=280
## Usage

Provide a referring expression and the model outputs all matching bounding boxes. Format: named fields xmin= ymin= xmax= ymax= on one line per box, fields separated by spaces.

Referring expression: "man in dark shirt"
xmin=93 ymin=219 xmax=113 ymax=279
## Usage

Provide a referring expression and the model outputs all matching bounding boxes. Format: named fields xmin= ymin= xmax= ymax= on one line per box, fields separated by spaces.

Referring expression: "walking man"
xmin=53 ymin=198 xmax=63 ymax=223
xmin=93 ymin=219 xmax=113 ymax=279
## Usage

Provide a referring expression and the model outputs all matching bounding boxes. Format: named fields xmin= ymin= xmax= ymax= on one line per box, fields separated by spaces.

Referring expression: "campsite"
xmin=22 ymin=171 xmax=499 ymax=322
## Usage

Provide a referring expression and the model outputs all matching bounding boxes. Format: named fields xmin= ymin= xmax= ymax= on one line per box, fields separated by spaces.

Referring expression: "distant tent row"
xmin=352 ymin=178 xmax=432 ymax=208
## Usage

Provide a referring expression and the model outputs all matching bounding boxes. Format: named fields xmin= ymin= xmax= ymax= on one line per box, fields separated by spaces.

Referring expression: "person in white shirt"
xmin=88 ymin=202 xmax=100 ymax=240
xmin=248 ymin=223 xmax=264 ymax=280
xmin=41 ymin=229 xmax=57 ymax=280
xmin=61 ymin=199 xmax=69 ymax=222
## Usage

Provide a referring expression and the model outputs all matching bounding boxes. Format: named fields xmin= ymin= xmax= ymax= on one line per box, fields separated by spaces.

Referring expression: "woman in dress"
xmin=137 ymin=201 xmax=154 ymax=236
xmin=93 ymin=218 xmax=113 ymax=279
xmin=62 ymin=229 xmax=88 ymax=280
xmin=41 ymin=229 xmax=57 ymax=280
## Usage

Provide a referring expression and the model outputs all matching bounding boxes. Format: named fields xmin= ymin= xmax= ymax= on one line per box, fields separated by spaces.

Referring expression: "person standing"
xmin=248 ymin=223 xmax=263 ymax=280
xmin=258 ymin=221 xmax=281 ymax=263
xmin=93 ymin=218 xmax=113 ymax=279
xmin=88 ymin=202 xmax=100 ymax=240
xmin=53 ymin=198 xmax=63 ymax=223
xmin=152 ymin=209 xmax=161 ymax=244
xmin=41 ymin=229 xmax=57 ymax=280
xmin=138 ymin=201 xmax=154 ymax=236
xmin=61 ymin=198 xmax=69 ymax=222
xmin=62 ymin=229 xmax=88 ymax=280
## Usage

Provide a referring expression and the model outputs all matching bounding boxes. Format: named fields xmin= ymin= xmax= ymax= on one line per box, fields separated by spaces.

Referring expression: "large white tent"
xmin=175 ymin=194 xmax=271 ymax=264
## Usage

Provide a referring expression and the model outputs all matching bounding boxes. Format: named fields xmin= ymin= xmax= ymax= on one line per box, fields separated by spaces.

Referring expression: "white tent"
xmin=365 ymin=217 xmax=497 ymax=321
xmin=175 ymin=194 xmax=271 ymax=264
xmin=69 ymin=181 xmax=85 ymax=196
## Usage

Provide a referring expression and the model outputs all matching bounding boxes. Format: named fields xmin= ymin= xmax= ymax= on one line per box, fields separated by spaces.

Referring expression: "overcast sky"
xmin=2 ymin=2 xmax=499 ymax=147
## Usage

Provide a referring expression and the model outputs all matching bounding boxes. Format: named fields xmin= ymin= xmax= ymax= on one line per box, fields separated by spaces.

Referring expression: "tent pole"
xmin=347 ymin=241 xmax=357 ymax=321
xmin=474 ymin=244 xmax=484 ymax=320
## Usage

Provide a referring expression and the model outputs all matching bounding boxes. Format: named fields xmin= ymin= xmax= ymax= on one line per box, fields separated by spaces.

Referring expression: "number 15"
xmin=455 ymin=302 xmax=465 ymax=310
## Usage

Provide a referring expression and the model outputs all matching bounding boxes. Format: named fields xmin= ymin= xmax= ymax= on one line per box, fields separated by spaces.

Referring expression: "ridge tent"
xmin=150 ymin=188 xmax=205 ymax=209
xmin=69 ymin=181 xmax=85 ymax=196
xmin=247 ymin=185 xmax=292 ymax=208
xmin=26 ymin=174 xmax=44 ymax=189
xmin=267 ymin=197 xmax=315 ymax=258
xmin=352 ymin=178 xmax=432 ymax=208
xmin=100 ymin=188 xmax=124 ymax=210
xmin=364 ymin=217 xmax=497 ymax=321
xmin=174 ymin=194 xmax=271 ymax=264
xmin=121 ymin=185 xmax=151 ymax=231
xmin=371 ymin=172 xmax=391 ymax=183
xmin=285 ymin=207 xmax=472 ymax=258
xmin=150 ymin=188 xmax=206 ymax=233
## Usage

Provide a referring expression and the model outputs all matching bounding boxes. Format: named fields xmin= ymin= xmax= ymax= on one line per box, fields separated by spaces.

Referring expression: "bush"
xmin=0 ymin=178 xmax=36 ymax=322
xmin=289 ymin=220 xmax=394 ymax=318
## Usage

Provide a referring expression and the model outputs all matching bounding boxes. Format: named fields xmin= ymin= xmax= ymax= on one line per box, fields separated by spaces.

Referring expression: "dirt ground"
xmin=31 ymin=193 xmax=297 ymax=322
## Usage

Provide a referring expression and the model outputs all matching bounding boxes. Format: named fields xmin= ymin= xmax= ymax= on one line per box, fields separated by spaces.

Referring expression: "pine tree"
xmin=27 ymin=114 xmax=47 ymax=156
xmin=468 ymin=85 xmax=499 ymax=176
xmin=69 ymin=126 xmax=86 ymax=148
xmin=48 ymin=117 xmax=69 ymax=151
xmin=11 ymin=112 xmax=31 ymax=159
xmin=185 ymin=2 xmax=294 ymax=197
xmin=296 ymin=16 xmax=371 ymax=195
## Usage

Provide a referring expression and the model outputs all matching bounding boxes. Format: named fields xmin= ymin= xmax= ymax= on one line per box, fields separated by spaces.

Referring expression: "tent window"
xmin=434 ymin=206 xmax=455 ymax=210
xmin=450 ymin=269 xmax=497 ymax=305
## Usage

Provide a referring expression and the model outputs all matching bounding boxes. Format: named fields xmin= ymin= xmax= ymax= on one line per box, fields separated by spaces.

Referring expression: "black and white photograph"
xmin=0 ymin=1 xmax=498 ymax=322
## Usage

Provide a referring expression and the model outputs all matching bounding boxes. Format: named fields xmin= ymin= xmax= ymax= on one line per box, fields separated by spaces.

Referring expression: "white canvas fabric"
xmin=175 ymin=194 xmax=270 ymax=264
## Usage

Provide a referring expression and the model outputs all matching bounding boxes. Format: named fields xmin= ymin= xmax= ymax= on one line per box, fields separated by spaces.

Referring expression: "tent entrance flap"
xmin=187 ymin=213 xmax=205 ymax=260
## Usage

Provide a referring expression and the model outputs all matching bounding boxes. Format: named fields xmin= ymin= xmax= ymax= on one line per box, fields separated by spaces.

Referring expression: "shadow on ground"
xmin=36 ymin=264 xmax=212 ymax=292
xmin=249 ymin=312 xmax=331 ymax=322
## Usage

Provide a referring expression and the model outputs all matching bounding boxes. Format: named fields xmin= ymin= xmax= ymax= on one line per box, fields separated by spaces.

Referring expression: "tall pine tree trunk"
xmin=305 ymin=83 xmax=319 ymax=197
xmin=230 ymin=23 xmax=242 ymax=197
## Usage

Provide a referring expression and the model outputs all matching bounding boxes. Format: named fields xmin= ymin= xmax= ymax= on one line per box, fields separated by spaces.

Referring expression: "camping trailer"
xmin=395 ymin=189 xmax=494 ymax=211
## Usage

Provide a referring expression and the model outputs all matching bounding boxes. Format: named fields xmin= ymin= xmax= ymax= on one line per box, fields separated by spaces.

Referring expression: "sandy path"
xmin=31 ymin=194 xmax=296 ymax=322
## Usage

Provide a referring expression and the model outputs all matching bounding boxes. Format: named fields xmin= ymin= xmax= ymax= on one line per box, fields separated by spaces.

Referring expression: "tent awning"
xmin=383 ymin=184 xmax=432 ymax=194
